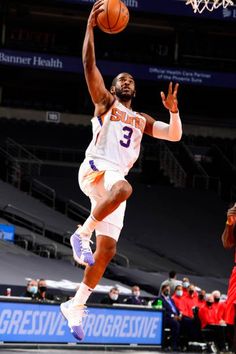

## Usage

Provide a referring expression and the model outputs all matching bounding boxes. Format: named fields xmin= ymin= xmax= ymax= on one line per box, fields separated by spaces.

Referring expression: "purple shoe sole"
xmin=70 ymin=233 xmax=95 ymax=266
xmin=71 ymin=325 xmax=85 ymax=341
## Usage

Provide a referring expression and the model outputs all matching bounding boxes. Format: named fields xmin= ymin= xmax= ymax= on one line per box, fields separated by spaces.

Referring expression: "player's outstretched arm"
xmin=143 ymin=82 xmax=182 ymax=141
xmin=82 ymin=0 xmax=113 ymax=112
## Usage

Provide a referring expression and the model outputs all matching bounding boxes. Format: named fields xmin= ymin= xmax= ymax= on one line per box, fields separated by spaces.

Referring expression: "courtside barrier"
xmin=0 ymin=299 xmax=163 ymax=346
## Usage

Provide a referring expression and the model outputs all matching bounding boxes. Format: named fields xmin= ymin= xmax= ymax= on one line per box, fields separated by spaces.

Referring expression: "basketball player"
xmin=221 ymin=202 xmax=236 ymax=351
xmin=60 ymin=0 xmax=182 ymax=340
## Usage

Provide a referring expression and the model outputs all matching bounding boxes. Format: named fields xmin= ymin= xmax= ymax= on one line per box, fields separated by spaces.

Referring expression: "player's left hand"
xmin=160 ymin=82 xmax=179 ymax=113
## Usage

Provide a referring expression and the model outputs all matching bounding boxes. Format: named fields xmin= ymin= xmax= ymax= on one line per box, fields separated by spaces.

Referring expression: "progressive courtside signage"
xmin=0 ymin=302 xmax=163 ymax=345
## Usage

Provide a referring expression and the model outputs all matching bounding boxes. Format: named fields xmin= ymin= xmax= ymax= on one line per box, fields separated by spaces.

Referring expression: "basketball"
xmin=96 ymin=0 xmax=129 ymax=34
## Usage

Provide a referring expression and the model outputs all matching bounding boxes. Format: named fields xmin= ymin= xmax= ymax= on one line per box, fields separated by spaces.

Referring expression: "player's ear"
xmin=133 ymin=91 xmax=136 ymax=98
xmin=110 ymin=86 xmax=115 ymax=95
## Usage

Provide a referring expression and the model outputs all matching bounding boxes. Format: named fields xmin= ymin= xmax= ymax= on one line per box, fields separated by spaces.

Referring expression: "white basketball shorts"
xmin=78 ymin=159 xmax=127 ymax=241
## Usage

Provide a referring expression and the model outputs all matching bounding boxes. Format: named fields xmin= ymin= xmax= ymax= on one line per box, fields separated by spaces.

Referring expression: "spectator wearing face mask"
xmin=198 ymin=294 xmax=218 ymax=329
xmin=36 ymin=278 xmax=55 ymax=301
xmin=212 ymin=290 xmax=226 ymax=324
xmin=123 ymin=285 xmax=147 ymax=305
xmin=198 ymin=294 xmax=227 ymax=351
xmin=172 ymin=285 xmax=187 ymax=316
xmin=101 ymin=286 xmax=120 ymax=305
xmin=182 ymin=284 xmax=198 ymax=319
xmin=197 ymin=289 xmax=206 ymax=308
xmin=23 ymin=279 xmax=38 ymax=299
xmin=172 ymin=284 xmax=200 ymax=342
xmin=182 ymin=277 xmax=190 ymax=297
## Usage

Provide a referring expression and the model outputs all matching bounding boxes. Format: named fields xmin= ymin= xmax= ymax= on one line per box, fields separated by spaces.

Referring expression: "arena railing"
xmin=159 ymin=141 xmax=187 ymax=188
xmin=29 ymin=178 xmax=56 ymax=209
xmin=0 ymin=146 xmax=22 ymax=188
xmin=6 ymin=137 xmax=42 ymax=177
xmin=65 ymin=199 xmax=90 ymax=221
xmin=22 ymin=144 xmax=84 ymax=164
xmin=2 ymin=203 xmax=46 ymax=237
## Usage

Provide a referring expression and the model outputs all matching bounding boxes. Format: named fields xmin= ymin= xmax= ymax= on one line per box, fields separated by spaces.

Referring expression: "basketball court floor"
xmin=0 ymin=350 xmax=203 ymax=354
xmin=0 ymin=344 xmax=207 ymax=354
xmin=0 ymin=350 xmax=154 ymax=354
xmin=0 ymin=349 xmax=157 ymax=354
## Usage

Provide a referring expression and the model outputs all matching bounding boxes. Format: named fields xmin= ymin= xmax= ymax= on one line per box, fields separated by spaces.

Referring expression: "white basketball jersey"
xmin=85 ymin=100 xmax=146 ymax=175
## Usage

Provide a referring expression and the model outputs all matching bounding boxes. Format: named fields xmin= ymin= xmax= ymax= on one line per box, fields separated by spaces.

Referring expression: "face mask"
xmin=28 ymin=286 xmax=38 ymax=294
xmin=206 ymin=301 xmax=213 ymax=307
xmin=133 ymin=291 xmax=140 ymax=297
xmin=214 ymin=298 xmax=220 ymax=303
xmin=39 ymin=286 xmax=47 ymax=292
xmin=198 ymin=294 xmax=205 ymax=301
xmin=176 ymin=290 xmax=183 ymax=297
xmin=183 ymin=282 xmax=190 ymax=288
xmin=189 ymin=289 xmax=194 ymax=295
xmin=163 ymin=290 xmax=170 ymax=297
xmin=110 ymin=294 xmax=118 ymax=301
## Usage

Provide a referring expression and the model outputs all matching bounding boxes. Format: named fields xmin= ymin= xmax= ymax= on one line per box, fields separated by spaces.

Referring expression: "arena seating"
xmin=0 ymin=239 xmax=142 ymax=302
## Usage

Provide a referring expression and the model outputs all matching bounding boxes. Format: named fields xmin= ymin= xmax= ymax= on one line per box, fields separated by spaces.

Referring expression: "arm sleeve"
xmin=152 ymin=111 xmax=182 ymax=141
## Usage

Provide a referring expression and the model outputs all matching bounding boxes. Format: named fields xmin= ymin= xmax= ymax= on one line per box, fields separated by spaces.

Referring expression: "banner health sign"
xmin=0 ymin=302 xmax=163 ymax=344
xmin=1 ymin=49 xmax=236 ymax=89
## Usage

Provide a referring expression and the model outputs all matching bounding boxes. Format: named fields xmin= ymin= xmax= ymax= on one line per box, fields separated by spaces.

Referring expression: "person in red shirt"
xmin=172 ymin=285 xmax=188 ymax=316
xmin=198 ymin=294 xmax=226 ymax=351
xmin=197 ymin=289 xmax=206 ymax=308
xmin=221 ymin=202 xmax=236 ymax=352
xmin=212 ymin=290 xmax=226 ymax=324
xmin=172 ymin=284 xmax=199 ymax=342
xmin=198 ymin=295 xmax=218 ymax=329
xmin=183 ymin=284 xmax=199 ymax=319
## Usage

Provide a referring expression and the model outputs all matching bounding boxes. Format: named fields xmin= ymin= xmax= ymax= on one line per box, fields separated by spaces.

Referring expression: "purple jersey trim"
xmin=97 ymin=116 xmax=103 ymax=126
xmin=89 ymin=160 xmax=99 ymax=171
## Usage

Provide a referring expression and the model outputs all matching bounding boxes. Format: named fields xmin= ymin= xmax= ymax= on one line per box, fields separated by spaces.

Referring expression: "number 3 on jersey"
xmin=120 ymin=126 xmax=133 ymax=148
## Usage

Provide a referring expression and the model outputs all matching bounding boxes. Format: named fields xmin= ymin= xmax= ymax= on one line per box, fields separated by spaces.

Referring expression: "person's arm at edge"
xmin=221 ymin=224 xmax=235 ymax=249
xmin=222 ymin=204 xmax=236 ymax=249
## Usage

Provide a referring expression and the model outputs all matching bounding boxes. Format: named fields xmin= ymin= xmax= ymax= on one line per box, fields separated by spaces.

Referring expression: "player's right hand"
xmin=88 ymin=0 xmax=105 ymax=28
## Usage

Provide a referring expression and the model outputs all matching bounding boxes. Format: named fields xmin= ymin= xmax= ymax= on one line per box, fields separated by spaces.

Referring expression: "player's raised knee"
xmin=115 ymin=181 xmax=132 ymax=202
xmin=121 ymin=181 xmax=132 ymax=198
